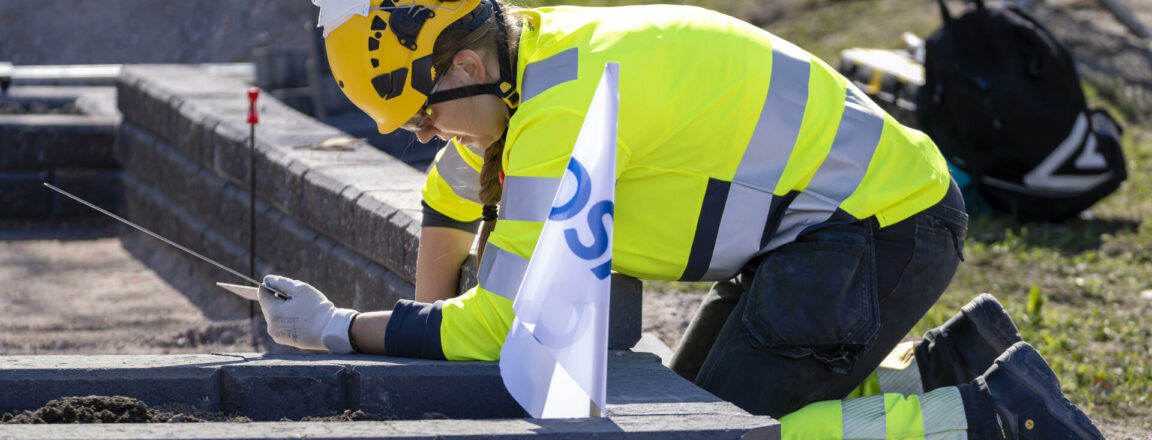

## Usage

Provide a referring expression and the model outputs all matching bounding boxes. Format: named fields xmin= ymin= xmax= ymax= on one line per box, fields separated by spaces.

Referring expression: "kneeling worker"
xmin=256 ymin=1 xmax=1103 ymax=438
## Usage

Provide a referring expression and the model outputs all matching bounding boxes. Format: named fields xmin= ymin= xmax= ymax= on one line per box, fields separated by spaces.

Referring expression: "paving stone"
xmin=609 ymin=274 xmax=643 ymax=350
xmin=355 ymin=261 xmax=417 ymax=312
xmin=116 ymin=71 xmax=181 ymax=145
xmin=252 ymin=147 xmax=303 ymax=214
xmin=354 ymin=361 xmax=524 ymax=420
xmin=0 ymin=353 xmax=779 ymax=439
xmin=50 ymin=169 xmax=121 ymax=217
xmin=220 ymin=364 xmax=351 ymax=421
xmin=120 ymin=172 xmax=205 ymax=255
xmin=210 ymin=120 xmax=251 ymax=188
xmin=0 ymin=114 xmax=119 ymax=169
xmin=352 ymin=190 xmax=422 ymax=282
xmin=0 ymin=170 xmax=52 ymax=217
xmin=0 ymin=363 xmax=221 ymax=415
xmin=169 ymin=96 xmax=227 ymax=168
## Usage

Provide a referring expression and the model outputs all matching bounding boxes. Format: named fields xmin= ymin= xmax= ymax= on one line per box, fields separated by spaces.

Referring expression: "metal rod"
xmin=249 ymin=123 xmax=256 ymax=281
xmin=43 ymin=182 xmax=288 ymax=299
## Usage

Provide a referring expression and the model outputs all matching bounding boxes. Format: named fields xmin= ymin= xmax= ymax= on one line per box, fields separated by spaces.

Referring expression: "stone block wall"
xmin=116 ymin=65 xmax=422 ymax=317
xmin=115 ymin=65 xmax=641 ymax=348
xmin=0 ymin=86 xmax=120 ymax=219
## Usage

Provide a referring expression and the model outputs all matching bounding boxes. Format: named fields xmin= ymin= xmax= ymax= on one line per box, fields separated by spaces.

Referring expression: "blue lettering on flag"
xmin=549 ymin=160 xmax=591 ymax=221
xmin=550 ymin=158 xmax=614 ymax=280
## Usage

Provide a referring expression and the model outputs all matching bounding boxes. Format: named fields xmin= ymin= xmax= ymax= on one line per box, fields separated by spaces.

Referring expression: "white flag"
xmin=500 ymin=63 xmax=620 ymax=419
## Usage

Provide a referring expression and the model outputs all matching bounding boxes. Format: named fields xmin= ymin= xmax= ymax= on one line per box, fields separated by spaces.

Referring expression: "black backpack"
xmin=916 ymin=0 xmax=1127 ymax=222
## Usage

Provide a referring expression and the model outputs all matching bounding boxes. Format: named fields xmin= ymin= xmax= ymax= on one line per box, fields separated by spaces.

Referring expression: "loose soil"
xmin=0 ymin=396 xmax=452 ymax=424
xmin=0 ymin=396 xmax=248 ymax=424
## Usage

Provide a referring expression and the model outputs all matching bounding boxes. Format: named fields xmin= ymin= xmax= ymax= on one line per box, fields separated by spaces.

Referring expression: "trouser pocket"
xmin=742 ymin=223 xmax=879 ymax=375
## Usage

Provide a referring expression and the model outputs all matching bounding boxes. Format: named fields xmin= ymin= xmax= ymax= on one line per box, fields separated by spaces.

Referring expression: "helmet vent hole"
xmin=371 ymin=58 xmax=380 ymax=68
xmin=368 ymin=37 xmax=380 ymax=51
xmin=375 ymin=32 xmax=383 ymax=39
xmin=371 ymin=16 xmax=388 ymax=31
xmin=338 ymin=80 xmax=344 ymax=88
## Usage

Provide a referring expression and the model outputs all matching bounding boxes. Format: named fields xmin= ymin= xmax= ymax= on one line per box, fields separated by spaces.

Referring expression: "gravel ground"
xmin=0 ymin=229 xmax=255 ymax=355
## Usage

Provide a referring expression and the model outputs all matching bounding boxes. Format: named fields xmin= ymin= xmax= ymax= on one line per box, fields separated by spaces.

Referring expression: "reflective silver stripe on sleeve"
xmin=701 ymin=36 xmax=811 ymax=280
xmin=921 ymin=387 xmax=969 ymax=440
xmin=476 ymin=241 xmax=529 ymax=300
xmin=499 ymin=175 xmax=561 ymax=222
xmin=842 ymin=394 xmax=887 ymax=439
xmin=521 ymin=48 xmax=579 ymax=103
xmin=767 ymin=82 xmax=885 ymax=250
xmin=876 ymin=341 xmax=925 ymax=396
xmin=434 ymin=145 xmax=482 ymax=204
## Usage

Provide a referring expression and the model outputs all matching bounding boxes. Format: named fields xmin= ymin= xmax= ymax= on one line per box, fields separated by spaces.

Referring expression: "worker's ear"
xmin=450 ymin=49 xmax=488 ymax=85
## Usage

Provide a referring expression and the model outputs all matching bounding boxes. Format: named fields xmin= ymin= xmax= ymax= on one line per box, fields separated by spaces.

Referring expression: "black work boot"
xmin=974 ymin=342 xmax=1104 ymax=439
xmin=915 ymin=293 xmax=1022 ymax=390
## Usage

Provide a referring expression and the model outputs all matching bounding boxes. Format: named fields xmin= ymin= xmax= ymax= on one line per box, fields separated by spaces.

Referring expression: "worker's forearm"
xmin=350 ymin=311 xmax=391 ymax=354
xmin=415 ymin=226 xmax=476 ymax=302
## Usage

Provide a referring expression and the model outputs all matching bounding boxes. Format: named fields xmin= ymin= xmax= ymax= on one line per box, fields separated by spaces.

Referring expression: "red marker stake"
xmin=247 ymin=88 xmax=259 ymax=320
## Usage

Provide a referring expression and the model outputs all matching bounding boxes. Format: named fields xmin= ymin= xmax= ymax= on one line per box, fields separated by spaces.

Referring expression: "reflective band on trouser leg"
xmin=920 ymin=387 xmax=968 ymax=440
xmin=766 ymin=82 xmax=885 ymax=251
xmin=780 ymin=387 xmax=967 ymax=440
xmin=476 ymin=241 xmax=528 ymax=300
xmin=842 ymin=342 xmax=923 ymax=399
xmin=681 ymin=35 xmax=811 ymax=281
xmin=433 ymin=144 xmax=483 ymax=204
xmin=499 ymin=175 xmax=561 ymax=221
xmin=521 ymin=48 xmax=579 ymax=103
xmin=876 ymin=341 xmax=925 ymax=396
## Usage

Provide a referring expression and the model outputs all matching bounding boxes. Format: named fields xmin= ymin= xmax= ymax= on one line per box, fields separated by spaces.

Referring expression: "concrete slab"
xmin=0 ymin=352 xmax=779 ymax=439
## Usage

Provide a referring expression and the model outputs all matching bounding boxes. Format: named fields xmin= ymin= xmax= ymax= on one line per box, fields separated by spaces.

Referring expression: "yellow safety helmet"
xmin=323 ymin=0 xmax=518 ymax=134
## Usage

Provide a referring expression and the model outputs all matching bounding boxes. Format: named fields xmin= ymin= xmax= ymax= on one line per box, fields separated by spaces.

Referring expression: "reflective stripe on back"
xmin=766 ymin=82 xmax=885 ymax=251
xmin=476 ymin=242 xmax=529 ymax=300
xmin=500 ymin=175 xmax=561 ymax=221
xmin=521 ymin=48 xmax=579 ymax=103
xmin=683 ymin=35 xmax=888 ymax=280
xmin=435 ymin=145 xmax=483 ymax=204
xmin=697 ymin=35 xmax=811 ymax=280
xmin=921 ymin=387 xmax=969 ymax=440
xmin=842 ymin=394 xmax=886 ymax=439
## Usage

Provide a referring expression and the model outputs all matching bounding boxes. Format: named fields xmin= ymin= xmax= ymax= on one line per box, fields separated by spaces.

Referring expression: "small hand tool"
xmin=216 ymin=282 xmax=261 ymax=301
xmin=43 ymin=182 xmax=291 ymax=300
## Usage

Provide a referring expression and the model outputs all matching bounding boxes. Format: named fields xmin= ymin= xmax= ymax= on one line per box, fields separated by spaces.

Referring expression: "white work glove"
xmin=258 ymin=275 xmax=358 ymax=353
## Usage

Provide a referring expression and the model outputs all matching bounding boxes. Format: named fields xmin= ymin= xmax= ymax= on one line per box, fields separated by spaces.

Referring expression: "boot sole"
xmin=963 ymin=293 xmax=1022 ymax=354
xmin=997 ymin=342 xmax=1104 ymax=439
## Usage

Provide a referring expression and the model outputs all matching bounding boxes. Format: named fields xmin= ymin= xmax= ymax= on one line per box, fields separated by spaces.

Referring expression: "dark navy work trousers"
xmin=679 ymin=180 xmax=968 ymax=418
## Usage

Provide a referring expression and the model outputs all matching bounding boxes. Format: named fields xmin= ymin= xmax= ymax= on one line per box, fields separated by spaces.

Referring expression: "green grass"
xmin=518 ymin=0 xmax=1152 ymax=423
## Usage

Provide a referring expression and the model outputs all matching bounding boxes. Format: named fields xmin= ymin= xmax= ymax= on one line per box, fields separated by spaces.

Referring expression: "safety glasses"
xmin=400 ymin=72 xmax=446 ymax=132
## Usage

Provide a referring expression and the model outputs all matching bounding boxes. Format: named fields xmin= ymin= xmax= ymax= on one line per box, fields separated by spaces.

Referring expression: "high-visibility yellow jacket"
xmin=388 ymin=5 xmax=950 ymax=361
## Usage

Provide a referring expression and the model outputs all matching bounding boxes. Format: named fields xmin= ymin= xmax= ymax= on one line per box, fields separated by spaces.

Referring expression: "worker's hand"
xmin=258 ymin=275 xmax=357 ymax=353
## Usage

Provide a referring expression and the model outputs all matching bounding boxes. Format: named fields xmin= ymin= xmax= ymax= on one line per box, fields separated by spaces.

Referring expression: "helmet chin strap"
xmin=424 ymin=0 xmax=519 ymax=113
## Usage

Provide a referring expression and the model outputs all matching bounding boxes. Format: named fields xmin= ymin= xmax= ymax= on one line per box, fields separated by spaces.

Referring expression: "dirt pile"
xmin=298 ymin=409 xmax=396 ymax=422
xmin=1 ymin=396 xmax=425 ymax=424
xmin=1 ymin=396 xmax=248 ymax=424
